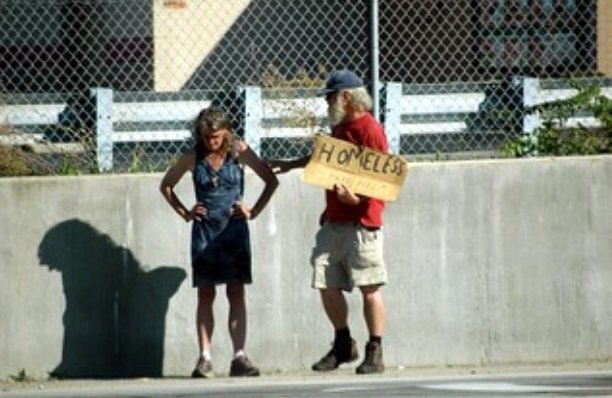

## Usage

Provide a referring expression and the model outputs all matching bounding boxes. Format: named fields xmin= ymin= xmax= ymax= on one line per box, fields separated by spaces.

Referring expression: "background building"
xmin=0 ymin=0 xmax=607 ymax=94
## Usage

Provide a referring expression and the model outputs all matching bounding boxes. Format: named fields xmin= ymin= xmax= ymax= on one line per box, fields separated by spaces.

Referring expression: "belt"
xmin=353 ymin=222 xmax=380 ymax=232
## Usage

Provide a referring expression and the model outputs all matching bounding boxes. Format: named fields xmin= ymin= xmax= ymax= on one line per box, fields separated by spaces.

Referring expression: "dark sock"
xmin=335 ymin=327 xmax=351 ymax=342
xmin=369 ymin=335 xmax=382 ymax=345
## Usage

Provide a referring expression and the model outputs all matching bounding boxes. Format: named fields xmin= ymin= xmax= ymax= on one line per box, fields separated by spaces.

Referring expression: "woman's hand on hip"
xmin=230 ymin=201 xmax=252 ymax=220
xmin=187 ymin=202 xmax=207 ymax=222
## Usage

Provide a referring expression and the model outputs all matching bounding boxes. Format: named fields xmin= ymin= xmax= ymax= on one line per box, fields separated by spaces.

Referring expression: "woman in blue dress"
xmin=160 ymin=107 xmax=278 ymax=378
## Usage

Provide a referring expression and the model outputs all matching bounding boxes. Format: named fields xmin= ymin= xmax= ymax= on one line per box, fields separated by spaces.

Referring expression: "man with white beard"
xmin=269 ymin=69 xmax=388 ymax=375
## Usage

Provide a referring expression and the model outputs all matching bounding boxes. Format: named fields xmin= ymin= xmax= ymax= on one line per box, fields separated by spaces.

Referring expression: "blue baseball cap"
xmin=318 ymin=69 xmax=364 ymax=96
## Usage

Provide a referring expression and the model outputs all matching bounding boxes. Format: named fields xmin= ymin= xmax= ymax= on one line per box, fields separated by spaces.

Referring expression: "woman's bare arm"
xmin=236 ymin=141 xmax=279 ymax=220
xmin=160 ymin=151 xmax=204 ymax=222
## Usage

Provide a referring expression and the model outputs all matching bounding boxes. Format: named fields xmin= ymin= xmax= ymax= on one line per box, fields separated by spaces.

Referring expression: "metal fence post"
xmin=238 ymin=86 xmax=262 ymax=156
xmin=369 ymin=0 xmax=380 ymax=122
xmin=381 ymin=82 xmax=402 ymax=154
xmin=92 ymin=87 xmax=114 ymax=172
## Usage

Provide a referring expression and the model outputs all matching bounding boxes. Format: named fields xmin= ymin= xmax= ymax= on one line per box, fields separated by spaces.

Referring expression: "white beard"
xmin=327 ymin=99 xmax=346 ymax=127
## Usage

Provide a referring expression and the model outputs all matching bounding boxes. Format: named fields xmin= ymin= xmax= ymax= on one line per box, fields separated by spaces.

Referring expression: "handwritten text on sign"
xmin=303 ymin=135 xmax=408 ymax=201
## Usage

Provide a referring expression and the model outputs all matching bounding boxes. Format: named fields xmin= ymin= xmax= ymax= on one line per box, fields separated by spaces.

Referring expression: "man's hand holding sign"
xmin=303 ymin=135 xmax=408 ymax=202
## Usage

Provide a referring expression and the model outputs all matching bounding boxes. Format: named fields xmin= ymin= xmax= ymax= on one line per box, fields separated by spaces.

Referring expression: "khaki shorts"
xmin=310 ymin=222 xmax=387 ymax=291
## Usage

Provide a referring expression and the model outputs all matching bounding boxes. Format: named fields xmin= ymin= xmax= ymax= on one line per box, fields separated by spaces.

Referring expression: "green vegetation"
xmin=502 ymin=81 xmax=612 ymax=157
xmin=261 ymin=64 xmax=328 ymax=133
xmin=0 ymin=143 xmax=32 ymax=176
xmin=260 ymin=64 xmax=328 ymax=89
xmin=258 ymin=65 xmax=330 ymax=160
xmin=0 ymin=121 xmax=99 ymax=177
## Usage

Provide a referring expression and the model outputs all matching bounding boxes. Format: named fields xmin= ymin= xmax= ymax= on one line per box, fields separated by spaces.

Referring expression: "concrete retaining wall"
xmin=1 ymin=156 xmax=611 ymax=379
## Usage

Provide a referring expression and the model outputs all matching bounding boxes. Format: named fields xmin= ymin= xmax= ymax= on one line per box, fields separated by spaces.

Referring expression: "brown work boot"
xmin=191 ymin=357 xmax=213 ymax=378
xmin=229 ymin=355 xmax=260 ymax=377
xmin=356 ymin=341 xmax=385 ymax=374
xmin=312 ymin=338 xmax=358 ymax=371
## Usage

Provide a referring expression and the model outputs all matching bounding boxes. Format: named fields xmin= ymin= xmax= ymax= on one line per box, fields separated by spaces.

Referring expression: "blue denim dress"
xmin=191 ymin=149 xmax=251 ymax=286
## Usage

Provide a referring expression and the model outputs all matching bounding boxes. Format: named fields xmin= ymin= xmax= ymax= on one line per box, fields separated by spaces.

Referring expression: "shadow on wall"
xmin=37 ymin=219 xmax=186 ymax=379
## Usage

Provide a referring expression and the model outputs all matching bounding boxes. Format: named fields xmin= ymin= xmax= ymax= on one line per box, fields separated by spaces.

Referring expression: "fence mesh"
xmin=0 ymin=0 xmax=603 ymax=174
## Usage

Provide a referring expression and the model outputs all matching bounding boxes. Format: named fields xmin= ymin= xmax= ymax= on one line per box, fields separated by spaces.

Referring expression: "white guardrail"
xmin=1 ymin=77 xmax=611 ymax=170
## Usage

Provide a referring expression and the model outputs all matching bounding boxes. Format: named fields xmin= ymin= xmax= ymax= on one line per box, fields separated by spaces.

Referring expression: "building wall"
xmin=153 ymin=0 xmax=251 ymax=91
xmin=0 ymin=0 xmax=601 ymax=93
xmin=598 ymin=0 xmax=612 ymax=76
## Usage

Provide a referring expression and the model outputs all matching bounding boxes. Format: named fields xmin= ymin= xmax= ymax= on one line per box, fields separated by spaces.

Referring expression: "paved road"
xmin=2 ymin=370 xmax=611 ymax=398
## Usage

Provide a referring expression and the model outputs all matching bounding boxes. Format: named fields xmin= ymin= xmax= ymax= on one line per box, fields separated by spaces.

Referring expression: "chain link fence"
xmin=0 ymin=0 xmax=606 ymax=174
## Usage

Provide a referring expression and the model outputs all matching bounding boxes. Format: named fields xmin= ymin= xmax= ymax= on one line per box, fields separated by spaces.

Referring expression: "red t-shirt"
xmin=324 ymin=112 xmax=388 ymax=227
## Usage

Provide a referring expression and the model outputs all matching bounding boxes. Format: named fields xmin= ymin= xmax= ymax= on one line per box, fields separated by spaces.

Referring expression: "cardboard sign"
xmin=303 ymin=135 xmax=408 ymax=201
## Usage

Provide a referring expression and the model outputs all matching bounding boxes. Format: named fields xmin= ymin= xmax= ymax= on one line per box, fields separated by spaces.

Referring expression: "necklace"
xmin=203 ymin=152 xmax=224 ymax=188
xmin=207 ymin=159 xmax=221 ymax=188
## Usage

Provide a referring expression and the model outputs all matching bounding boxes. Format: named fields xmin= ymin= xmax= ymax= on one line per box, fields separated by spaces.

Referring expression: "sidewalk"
xmin=3 ymin=362 xmax=611 ymax=396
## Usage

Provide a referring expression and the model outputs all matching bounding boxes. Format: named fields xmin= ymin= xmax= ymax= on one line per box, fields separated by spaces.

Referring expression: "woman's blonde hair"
xmin=193 ymin=107 xmax=234 ymax=156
